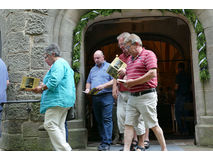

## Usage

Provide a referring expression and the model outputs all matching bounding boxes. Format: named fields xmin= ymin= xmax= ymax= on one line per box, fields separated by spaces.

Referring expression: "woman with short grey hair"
xmin=45 ymin=43 xmax=61 ymax=57
xmin=33 ymin=43 xmax=76 ymax=151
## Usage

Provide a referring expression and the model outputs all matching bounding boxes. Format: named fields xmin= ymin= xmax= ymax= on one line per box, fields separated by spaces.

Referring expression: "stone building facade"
xmin=0 ymin=9 xmax=213 ymax=150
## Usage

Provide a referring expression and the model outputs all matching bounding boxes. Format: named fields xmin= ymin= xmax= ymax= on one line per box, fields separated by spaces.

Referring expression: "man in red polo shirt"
xmin=122 ymin=34 xmax=167 ymax=151
xmin=113 ymin=32 xmax=145 ymax=150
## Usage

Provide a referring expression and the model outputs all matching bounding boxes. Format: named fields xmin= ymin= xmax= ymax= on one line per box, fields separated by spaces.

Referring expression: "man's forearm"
xmin=103 ymin=79 xmax=113 ymax=89
xmin=86 ymin=83 xmax=91 ymax=90
xmin=133 ymin=69 xmax=157 ymax=86
xmin=112 ymin=79 xmax=117 ymax=90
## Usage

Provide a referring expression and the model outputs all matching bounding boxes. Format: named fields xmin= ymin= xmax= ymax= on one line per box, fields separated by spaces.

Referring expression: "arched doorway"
xmin=84 ymin=16 xmax=195 ymax=141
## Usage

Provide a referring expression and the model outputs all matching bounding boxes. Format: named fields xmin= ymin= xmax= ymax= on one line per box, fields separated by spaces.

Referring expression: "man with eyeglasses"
xmin=121 ymin=34 xmax=167 ymax=151
xmin=113 ymin=32 xmax=146 ymax=151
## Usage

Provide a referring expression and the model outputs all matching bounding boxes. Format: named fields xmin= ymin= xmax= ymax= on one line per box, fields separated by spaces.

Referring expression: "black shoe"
xmin=144 ymin=140 xmax=150 ymax=149
xmin=130 ymin=140 xmax=138 ymax=151
xmin=136 ymin=146 xmax=146 ymax=151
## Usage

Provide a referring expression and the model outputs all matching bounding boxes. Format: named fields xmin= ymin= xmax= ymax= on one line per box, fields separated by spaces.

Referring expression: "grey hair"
xmin=117 ymin=32 xmax=130 ymax=40
xmin=45 ymin=43 xmax=60 ymax=57
xmin=124 ymin=34 xmax=142 ymax=46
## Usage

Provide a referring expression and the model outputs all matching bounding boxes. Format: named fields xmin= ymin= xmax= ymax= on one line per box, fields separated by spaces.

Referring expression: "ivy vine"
xmin=72 ymin=9 xmax=209 ymax=84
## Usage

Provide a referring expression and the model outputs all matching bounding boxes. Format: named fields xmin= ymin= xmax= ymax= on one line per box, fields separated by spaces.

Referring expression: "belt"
xmin=130 ymin=88 xmax=156 ymax=97
xmin=93 ymin=92 xmax=111 ymax=96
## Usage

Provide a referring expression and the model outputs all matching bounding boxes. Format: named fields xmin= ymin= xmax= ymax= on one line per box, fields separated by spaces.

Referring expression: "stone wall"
xmin=0 ymin=9 xmax=49 ymax=101
xmin=0 ymin=102 xmax=47 ymax=150
xmin=0 ymin=9 xmax=88 ymax=150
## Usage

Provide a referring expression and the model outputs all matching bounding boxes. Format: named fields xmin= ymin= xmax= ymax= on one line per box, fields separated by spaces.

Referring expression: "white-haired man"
xmin=122 ymin=34 xmax=167 ymax=151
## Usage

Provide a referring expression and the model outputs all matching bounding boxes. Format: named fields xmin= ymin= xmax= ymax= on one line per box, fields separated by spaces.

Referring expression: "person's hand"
xmin=32 ymin=86 xmax=43 ymax=94
xmin=96 ymin=84 xmax=105 ymax=91
xmin=118 ymin=68 xmax=126 ymax=77
xmin=84 ymin=88 xmax=90 ymax=94
xmin=123 ymin=79 xmax=135 ymax=88
xmin=112 ymin=87 xmax=118 ymax=100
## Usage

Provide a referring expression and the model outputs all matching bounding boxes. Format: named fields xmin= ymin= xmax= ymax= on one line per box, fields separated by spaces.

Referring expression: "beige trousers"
xmin=117 ymin=91 xmax=145 ymax=135
xmin=44 ymin=106 xmax=71 ymax=151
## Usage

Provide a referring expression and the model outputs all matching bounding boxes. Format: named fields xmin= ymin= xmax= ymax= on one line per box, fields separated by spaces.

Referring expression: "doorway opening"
xmin=84 ymin=16 xmax=195 ymax=141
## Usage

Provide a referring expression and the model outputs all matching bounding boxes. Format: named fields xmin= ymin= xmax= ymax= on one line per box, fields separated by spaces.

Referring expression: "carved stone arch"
xmin=82 ymin=9 xmax=203 ymax=142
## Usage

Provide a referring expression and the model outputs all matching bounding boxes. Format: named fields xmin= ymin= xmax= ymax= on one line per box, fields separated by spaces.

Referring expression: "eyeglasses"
xmin=125 ymin=45 xmax=131 ymax=50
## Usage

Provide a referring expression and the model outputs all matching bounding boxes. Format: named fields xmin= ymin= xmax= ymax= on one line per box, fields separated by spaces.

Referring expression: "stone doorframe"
xmin=79 ymin=9 xmax=213 ymax=146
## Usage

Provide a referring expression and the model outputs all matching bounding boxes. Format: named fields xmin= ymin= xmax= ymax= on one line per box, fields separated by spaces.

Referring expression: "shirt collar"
xmin=95 ymin=60 xmax=106 ymax=68
xmin=131 ymin=48 xmax=144 ymax=62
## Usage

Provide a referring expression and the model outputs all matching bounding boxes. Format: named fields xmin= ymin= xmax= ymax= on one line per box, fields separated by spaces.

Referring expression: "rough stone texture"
xmin=0 ymin=134 xmax=24 ymax=151
xmin=38 ymin=131 xmax=53 ymax=151
xmin=8 ymin=72 xmax=25 ymax=83
xmin=2 ymin=104 xmax=29 ymax=120
xmin=7 ymin=32 xmax=30 ymax=54
xmin=6 ymin=83 xmax=18 ymax=100
xmin=30 ymin=103 xmax=44 ymax=122
xmin=7 ymin=82 xmax=40 ymax=100
xmin=7 ymin=12 xmax=26 ymax=33
xmin=22 ymin=122 xmax=41 ymax=137
xmin=28 ymin=70 xmax=47 ymax=80
xmin=37 ymin=137 xmax=53 ymax=151
xmin=26 ymin=13 xmax=46 ymax=35
xmin=23 ymin=137 xmax=38 ymax=151
xmin=0 ymin=9 xmax=88 ymax=150
xmin=7 ymin=53 xmax=30 ymax=72
xmin=33 ymin=35 xmax=48 ymax=45
xmin=31 ymin=46 xmax=45 ymax=69
xmin=2 ymin=120 xmax=24 ymax=134
xmin=32 ymin=9 xmax=48 ymax=15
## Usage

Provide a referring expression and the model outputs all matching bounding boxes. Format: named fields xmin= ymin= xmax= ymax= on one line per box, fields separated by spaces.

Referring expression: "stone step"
xmin=66 ymin=119 xmax=84 ymax=129
xmin=38 ymin=126 xmax=88 ymax=149
xmin=195 ymin=124 xmax=213 ymax=146
xmin=199 ymin=116 xmax=213 ymax=124
xmin=69 ymin=128 xmax=87 ymax=149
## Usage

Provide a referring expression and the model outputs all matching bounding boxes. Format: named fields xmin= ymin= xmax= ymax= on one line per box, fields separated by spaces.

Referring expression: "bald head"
xmin=93 ymin=50 xmax=104 ymax=67
xmin=94 ymin=50 xmax=104 ymax=57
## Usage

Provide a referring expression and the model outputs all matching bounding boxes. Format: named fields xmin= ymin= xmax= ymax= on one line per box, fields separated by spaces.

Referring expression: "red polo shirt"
xmin=118 ymin=53 xmax=131 ymax=92
xmin=126 ymin=48 xmax=158 ymax=93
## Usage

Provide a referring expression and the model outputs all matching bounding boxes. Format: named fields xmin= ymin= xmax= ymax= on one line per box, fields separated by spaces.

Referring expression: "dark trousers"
xmin=65 ymin=121 xmax=68 ymax=142
xmin=92 ymin=93 xmax=113 ymax=145
xmin=175 ymin=95 xmax=188 ymax=134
